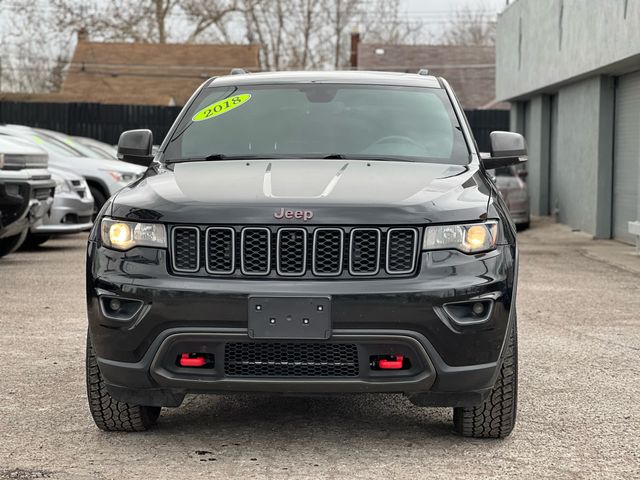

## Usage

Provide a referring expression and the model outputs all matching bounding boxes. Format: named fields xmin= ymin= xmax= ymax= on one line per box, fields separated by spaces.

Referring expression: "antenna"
xmin=230 ymin=68 xmax=248 ymax=75
xmin=417 ymin=68 xmax=429 ymax=76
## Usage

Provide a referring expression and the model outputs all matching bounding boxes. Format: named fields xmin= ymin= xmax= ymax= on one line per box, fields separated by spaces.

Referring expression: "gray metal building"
xmin=496 ymin=0 xmax=640 ymax=243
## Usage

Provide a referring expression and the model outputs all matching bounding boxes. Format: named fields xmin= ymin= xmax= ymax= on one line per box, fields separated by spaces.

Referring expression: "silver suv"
xmin=0 ymin=125 xmax=144 ymax=215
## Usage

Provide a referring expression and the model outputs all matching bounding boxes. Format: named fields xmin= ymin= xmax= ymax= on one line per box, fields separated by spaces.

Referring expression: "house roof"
xmin=57 ymin=41 xmax=261 ymax=106
xmin=357 ymin=43 xmax=503 ymax=109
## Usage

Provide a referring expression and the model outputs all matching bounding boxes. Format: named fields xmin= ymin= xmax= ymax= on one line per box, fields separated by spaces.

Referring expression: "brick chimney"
xmin=77 ymin=27 xmax=89 ymax=42
xmin=350 ymin=28 xmax=360 ymax=70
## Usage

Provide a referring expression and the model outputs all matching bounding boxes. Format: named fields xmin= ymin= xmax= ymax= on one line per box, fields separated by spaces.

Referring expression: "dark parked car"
xmin=86 ymin=71 xmax=527 ymax=438
xmin=0 ymin=137 xmax=55 ymax=257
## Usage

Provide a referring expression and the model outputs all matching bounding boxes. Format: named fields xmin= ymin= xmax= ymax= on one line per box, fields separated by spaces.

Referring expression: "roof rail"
xmin=230 ymin=68 xmax=248 ymax=75
xmin=417 ymin=68 xmax=429 ymax=76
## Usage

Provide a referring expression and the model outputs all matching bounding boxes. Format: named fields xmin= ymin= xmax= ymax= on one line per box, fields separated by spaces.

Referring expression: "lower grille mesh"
xmin=224 ymin=342 xmax=359 ymax=377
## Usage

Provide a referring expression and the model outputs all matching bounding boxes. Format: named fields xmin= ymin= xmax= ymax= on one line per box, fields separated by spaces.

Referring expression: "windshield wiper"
xmin=165 ymin=154 xmax=291 ymax=164
xmin=319 ymin=154 xmax=416 ymax=162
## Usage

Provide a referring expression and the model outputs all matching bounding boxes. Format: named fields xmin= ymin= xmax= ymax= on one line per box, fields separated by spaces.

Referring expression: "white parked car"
xmin=73 ymin=136 xmax=118 ymax=160
xmin=23 ymin=166 xmax=95 ymax=247
xmin=0 ymin=125 xmax=145 ymax=216
xmin=492 ymin=166 xmax=530 ymax=230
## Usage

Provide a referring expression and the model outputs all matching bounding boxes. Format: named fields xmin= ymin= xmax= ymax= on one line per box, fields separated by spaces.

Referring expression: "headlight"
xmin=100 ymin=218 xmax=167 ymax=251
xmin=104 ymin=170 xmax=122 ymax=182
xmin=80 ymin=179 xmax=93 ymax=200
xmin=423 ymin=221 xmax=498 ymax=254
xmin=54 ymin=176 xmax=72 ymax=195
xmin=103 ymin=170 xmax=136 ymax=183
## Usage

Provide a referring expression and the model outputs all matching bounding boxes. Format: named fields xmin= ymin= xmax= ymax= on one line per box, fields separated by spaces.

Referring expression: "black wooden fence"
xmin=465 ymin=109 xmax=511 ymax=152
xmin=0 ymin=101 xmax=509 ymax=152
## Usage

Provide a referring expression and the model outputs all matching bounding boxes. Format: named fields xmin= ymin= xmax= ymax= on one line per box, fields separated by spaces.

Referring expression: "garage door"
xmin=613 ymin=71 xmax=640 ymax=243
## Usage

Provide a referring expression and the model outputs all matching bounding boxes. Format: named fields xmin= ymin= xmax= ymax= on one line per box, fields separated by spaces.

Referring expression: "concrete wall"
xmin=496 ymin=0 xmax=640 ymax=101
xmin=552 ymin=77 xmax=614 ymax=236
xmin=522 ymin=96 xmax=550 ymax=217
xmin=510 ymin=76 xmax=614 ymax=237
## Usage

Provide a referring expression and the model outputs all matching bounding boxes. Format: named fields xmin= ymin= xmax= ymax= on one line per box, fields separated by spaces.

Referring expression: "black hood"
xmin=110 ymin=159 xmax=491 ymax=225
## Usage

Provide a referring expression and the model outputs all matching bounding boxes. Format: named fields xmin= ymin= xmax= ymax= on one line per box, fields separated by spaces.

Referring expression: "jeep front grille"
xmin=170 ymin=225 xmax=419 ymax=279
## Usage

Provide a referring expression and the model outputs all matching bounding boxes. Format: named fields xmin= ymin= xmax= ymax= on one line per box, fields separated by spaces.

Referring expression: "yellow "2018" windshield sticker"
xmin=192 ymin=94 xmax=252 ymax=122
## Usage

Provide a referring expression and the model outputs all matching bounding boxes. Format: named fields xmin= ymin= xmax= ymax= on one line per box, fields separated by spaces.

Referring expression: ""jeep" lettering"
xmin=273 ymin=208 xmax=313 ymax=221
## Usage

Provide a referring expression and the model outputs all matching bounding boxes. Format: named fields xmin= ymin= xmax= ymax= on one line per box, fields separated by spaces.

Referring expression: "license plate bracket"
xmin=248 ymin=296 xmax=331 ymax=340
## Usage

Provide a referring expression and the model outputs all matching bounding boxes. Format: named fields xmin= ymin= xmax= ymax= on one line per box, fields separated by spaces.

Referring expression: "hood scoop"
xmin=263 ymin=162 xmax=350 ymax=199
xmin=163 ymin=159 xmax=477 ymax=206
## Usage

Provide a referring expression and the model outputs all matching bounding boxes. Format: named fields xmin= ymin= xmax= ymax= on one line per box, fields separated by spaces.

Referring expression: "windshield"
xmin=164 ymin=84 xmax=469 ymax=164
xmin=30 ymin=132 xmax=84 ymax=157
xmin=0 ymin=132 xmax=78 ymax=158
xmin=82 ymin=143 xmax=117 ymax=160
xmin=35 ymin=131 xmax=92 ymax=157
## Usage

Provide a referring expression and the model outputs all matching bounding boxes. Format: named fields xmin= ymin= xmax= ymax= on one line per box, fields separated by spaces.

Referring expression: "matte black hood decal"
xmin=111 ymin=159 xmax=491 ymax=225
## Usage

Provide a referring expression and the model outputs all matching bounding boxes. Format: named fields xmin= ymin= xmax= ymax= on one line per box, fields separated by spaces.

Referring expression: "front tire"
xmin=86 ymin=332 xmax=161 ymax=431
xmin=453 ymin=315 xmax=518 ymax=438
xmin=89 ymin=186 xmax=106 ymax=221
xmin=21 ymin=233 xmax=51 ymax=249
xmin=0 ymin=230 xmax=27 ymax=258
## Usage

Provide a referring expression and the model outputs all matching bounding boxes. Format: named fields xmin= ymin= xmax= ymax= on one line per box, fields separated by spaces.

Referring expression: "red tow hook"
xmin=378 ymin=355 xmax=404 ymax=370
xmin=179 ymin=353 xmax=207 ymax=367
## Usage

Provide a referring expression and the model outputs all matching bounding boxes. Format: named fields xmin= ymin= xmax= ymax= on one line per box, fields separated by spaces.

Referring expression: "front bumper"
xmin=505 ymin=197 xmax=530 ymax=225
xmin=0 ymin=173 xmax=54 ymax=238
xmin=87 ymin=242 xmax=517 ymax=407
xmin=32 ymin=191 xmax=93 ymax=235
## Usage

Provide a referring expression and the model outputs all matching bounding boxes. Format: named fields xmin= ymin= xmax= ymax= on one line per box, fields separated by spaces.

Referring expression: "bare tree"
xmin=180 ymin=0 xmax=239 ymax=42
xmin=359 ymin=0 xmax=423 ymax=45
xmin=51 ymin=0 xmax=177 ymax=43
xmin=441 ymin=5 xmax=496 ymax=46
xmin=0 ymin=0 xmax=427 ymax=93
xmin=0 ymin=1 xmax=72 ymax=93
xmin=323 ymin=0 xmax=360 ymax=68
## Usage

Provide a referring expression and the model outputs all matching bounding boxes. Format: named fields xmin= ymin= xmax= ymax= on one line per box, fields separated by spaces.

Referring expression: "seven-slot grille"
xmin=171 ymin=226 xmax=419 ymax=278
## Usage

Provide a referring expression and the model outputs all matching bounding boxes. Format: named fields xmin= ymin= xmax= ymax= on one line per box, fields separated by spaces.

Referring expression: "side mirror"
xmin=117 ymin=129 xmax=153 ymax=167
xmin=481 ymin=131 xmax=527 ymax=170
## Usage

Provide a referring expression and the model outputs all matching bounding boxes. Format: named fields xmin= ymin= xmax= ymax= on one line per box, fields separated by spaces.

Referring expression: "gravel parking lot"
xmin=1 ymin=218 xmax=639 ymax=480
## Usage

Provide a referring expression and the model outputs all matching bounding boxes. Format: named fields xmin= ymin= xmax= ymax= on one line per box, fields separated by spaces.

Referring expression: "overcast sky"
xmin=397 ymin=0 xmax=508 ymax=38
xmin=403 ymin=0 xmax=508 ymax=14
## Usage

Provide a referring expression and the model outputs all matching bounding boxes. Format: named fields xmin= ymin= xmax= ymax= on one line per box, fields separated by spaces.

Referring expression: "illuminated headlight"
xmin=100 ymin=218 xmax=167 ymax=251
xmin=423 ymin=221 xmax=498 ymax=254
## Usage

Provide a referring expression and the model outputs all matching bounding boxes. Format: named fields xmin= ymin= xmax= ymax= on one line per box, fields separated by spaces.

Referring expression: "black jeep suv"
xmin=86 ymin=71 xmax=527 ymax=438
